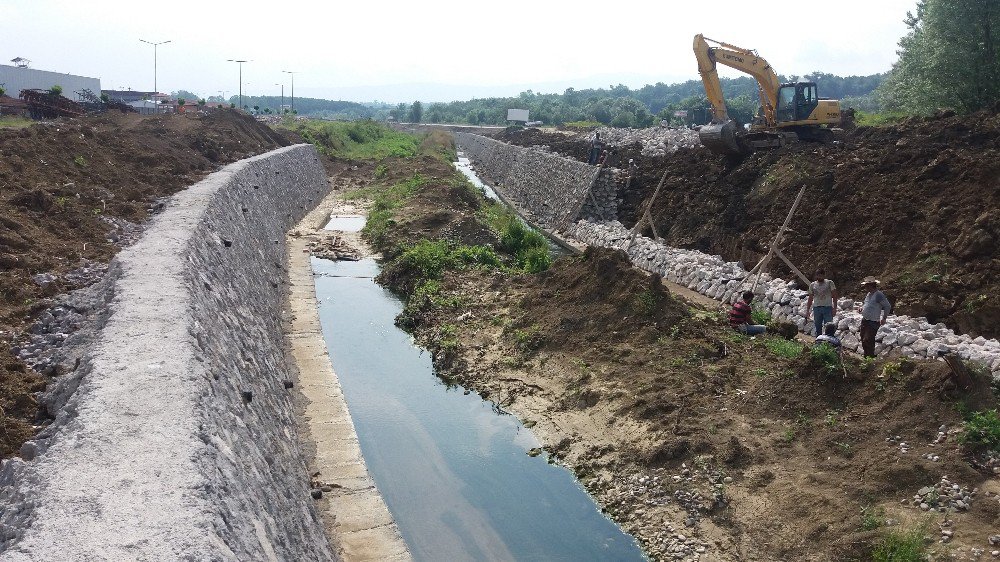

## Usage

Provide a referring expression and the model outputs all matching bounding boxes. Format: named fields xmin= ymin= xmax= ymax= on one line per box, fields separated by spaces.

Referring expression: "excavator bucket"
xmin=699 ymin=120 xmax=748 ymax=156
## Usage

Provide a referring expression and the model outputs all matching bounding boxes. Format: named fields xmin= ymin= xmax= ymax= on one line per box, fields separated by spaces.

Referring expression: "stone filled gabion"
xmin=569 ymin=220 xmax=1000 ymax=382
xmin=579 ymin=126 xmax=702 ymax=157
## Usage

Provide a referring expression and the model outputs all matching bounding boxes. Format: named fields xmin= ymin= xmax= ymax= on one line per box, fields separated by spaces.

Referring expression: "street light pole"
xmin=139 ymin=39 xmax=171 ymax=113
xmin=227 ymin=59 xmax=251 ymax=110
xmin=282 ymin=70 xmax=295 ymax=112
xmin=275 ymin=83 xmax=284 ymax=113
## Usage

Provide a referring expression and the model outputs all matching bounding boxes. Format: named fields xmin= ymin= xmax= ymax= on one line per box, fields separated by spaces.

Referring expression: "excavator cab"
xmin=775 ymin=82 xmax=819 ymax=123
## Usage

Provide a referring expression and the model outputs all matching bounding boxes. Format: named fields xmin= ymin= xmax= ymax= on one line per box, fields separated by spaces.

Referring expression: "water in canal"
xmin=313 ymin=256 xmax=645 ymax=561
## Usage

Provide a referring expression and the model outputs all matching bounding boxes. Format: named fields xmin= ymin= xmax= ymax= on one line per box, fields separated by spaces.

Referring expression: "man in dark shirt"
xmin=587 ymin=132 xmax=604 ymax=165
xmin=729 ymin=291 xmax=767 ymax=335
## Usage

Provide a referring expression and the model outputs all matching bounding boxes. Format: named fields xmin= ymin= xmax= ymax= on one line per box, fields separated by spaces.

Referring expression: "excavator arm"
xmin=694 ymin=34 xmax=782 ymax=126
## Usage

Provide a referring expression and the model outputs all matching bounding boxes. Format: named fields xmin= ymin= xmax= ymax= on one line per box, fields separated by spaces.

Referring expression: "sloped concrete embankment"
xmin=455 ymin=132 xmax=620 ymax=229
xmin=457 ymin=135 xmax=1000 ymax=381
xmin=0 ymin=145 xmax=337 ymax=560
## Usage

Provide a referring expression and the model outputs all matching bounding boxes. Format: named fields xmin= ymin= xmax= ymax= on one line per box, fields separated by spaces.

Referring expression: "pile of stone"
xmin=576 ymin=126 xmax=701 ymax=157
xmin=910 ymin=477 xmax=976 ymax=513
xmin=567 ymin=219 xmax=1000 ymax=382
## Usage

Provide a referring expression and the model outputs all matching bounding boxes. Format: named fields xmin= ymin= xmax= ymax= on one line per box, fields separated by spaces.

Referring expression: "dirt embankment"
xmin=342 ymin=135 xmax=998 ymax=559
xmin=413 ymin=246 xmax=999 ymax=561
xmin=500 ymin=112 xmax=1000 ymax=340
xmin=0 ymin=110 xmax=289 ymax=458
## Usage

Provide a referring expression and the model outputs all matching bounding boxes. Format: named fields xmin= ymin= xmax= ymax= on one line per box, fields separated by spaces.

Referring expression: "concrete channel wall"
xmin=457 ymin=135 xmax=1000 ymax=381
xmin=0 ymin=145 xmax=337 ymax=560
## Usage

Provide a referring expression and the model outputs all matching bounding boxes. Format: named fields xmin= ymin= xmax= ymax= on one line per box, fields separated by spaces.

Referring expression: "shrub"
xmin=750 ymin=304 xmax=772 ymax=326
xmin=49 ymin=85 xmax=63 ymax=96
xmin=520 ymin=246 xmax=552 ymax=274
xmin=959 ymin=409 xmax=1000 ymax=452
xmin=765 ymin=338 xmax=803 ymax=359
xmin=482 ymin=204 xmax=551 ymax=273
xmin=811 ymin=343 xmax=840 ymax=373
xmin=871 ymin=528 xmax=927 ymax=562
xmin=177 ymin=98 xmax=186 ymax=106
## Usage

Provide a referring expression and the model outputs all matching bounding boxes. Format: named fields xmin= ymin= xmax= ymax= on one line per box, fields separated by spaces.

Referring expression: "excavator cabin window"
xmin=776 ymin=83 xmax=819 ymax=123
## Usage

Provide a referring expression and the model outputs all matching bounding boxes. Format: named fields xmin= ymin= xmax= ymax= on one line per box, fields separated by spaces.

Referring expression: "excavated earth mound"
xmin=0 ymin=110 xmax=289 ymax=458
xmin=501 ymin=111 xmax=1000 ymax=340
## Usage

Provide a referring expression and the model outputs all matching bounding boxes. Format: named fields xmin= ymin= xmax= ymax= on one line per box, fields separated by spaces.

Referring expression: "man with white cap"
xmin=859 ymin=276 xmax=892 ymax=358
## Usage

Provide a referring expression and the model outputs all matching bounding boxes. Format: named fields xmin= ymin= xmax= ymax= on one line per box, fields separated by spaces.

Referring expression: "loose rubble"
xmin=582 ymin=126 xmax=702 ymax=157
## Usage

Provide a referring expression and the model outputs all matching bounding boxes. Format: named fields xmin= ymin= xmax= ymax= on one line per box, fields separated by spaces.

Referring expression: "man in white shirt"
xmin=805 ymin=269 xmax=838 ymax=338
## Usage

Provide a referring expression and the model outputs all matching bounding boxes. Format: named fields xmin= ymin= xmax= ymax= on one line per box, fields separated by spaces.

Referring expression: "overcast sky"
xmin=4 ymin=0 xmax=918 ymax=103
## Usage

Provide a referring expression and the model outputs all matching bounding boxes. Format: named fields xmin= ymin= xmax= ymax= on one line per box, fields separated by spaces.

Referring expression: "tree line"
xmin=390 ymin=73 xmax=887 ymax=127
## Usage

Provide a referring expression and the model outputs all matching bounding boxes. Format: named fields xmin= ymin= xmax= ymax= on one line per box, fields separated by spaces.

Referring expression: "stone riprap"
xmin=0 ymin=145 xmax=337 ymax=560
xmin=455 ymin=132 xmax=606 ymax=231
xmin=569 ymin=220 xmax=1000 ymax=381
xmin=582 ymin=126 xmax=702 ymax=157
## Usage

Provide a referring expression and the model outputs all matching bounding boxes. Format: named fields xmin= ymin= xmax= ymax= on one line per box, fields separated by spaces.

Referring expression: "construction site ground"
xmin=2 ymin=114 xmax=998 ymax=561
xmin=334 ymin=132 xmax=999 ymax=560
xmin=497 ymin=109 xmax=1000 ymax=341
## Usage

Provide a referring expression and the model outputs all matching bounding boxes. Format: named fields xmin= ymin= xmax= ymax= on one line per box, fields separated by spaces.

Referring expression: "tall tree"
xmin=408 ymin=101 xmax=423 ymax=123
xmin=880 ymin=0 xmax=1000 ymax=113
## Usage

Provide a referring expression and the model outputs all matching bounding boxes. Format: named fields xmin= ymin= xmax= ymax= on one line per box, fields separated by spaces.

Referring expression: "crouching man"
xmin=729 ymin=291 xmax=767 ymax=336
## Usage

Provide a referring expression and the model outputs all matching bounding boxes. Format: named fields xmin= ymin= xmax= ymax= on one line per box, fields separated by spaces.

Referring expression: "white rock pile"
xmin=576 ymin=126 xmax=702 ymax=157
xmin=567 ymin=219 xmax=1000 ymax=382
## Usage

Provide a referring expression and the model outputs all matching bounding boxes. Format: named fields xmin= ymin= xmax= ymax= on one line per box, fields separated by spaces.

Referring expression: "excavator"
xmin=693 ymin=34 xmax=846 ymax=156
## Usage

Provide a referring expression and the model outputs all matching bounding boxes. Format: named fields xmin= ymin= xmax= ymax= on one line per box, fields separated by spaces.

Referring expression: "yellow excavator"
xmin=693 ymin=34 xmax=846 ymax=156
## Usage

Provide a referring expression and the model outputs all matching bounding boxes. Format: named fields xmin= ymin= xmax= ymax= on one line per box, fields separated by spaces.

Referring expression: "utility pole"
xmin=139 ymin=39 xmax=171 ymax=113
xmin=227 ymin=59 xmax=251 ymax=110
xmin=275 ymin=83 xmax=284 ymax=113
xmin=282 ymin=70 xmax=295 ymax=112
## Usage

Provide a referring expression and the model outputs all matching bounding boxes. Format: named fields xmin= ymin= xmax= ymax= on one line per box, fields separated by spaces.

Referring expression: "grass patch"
xmin=360 ymin=174 xmax=426 ymax=248
xmin=871 ymin=527 xmax=928 ymax=562
xmin=478 ymin=203 xmax=552 ymax=273
xmin=288 ymin=119 xmax=420 ymax=160
xmin=810 ymin=342 xmax=841 ymax=374
xmin=0 ymin=116 xmax=34 ymax=130
xmin=394 ymin=239 xmax=501 ymax=281
xmin=959 ymin=409 xmax=1000 ymax=453
xmin=562 ymin=120 xmax=602 ymax=130
xmin=751 ymin=304 xmax=772 ymax=326
xmin=765 ymin=337 xmax=803 ymax=359
xmin=854 ymin=110 xmax=910 ymax=127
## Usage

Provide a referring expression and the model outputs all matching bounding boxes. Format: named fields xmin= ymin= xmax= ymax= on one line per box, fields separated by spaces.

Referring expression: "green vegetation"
xmin=871 ymin=527 xmax=928 ymax=562
xmin=479 ymin=204 xmax=552 ymax=273
xmin=0 ymin=116 xmax=34 ymax=130
xmin=810 ymin=343 xmax=841 ymax=374
xmin=289 ymin=120 xmax=419 ymax=160
xmin=750 ymin=304 xmax=772 ymax=326
xmin=387 ymin=73 xmax=885 ymax=127
xmin=393 ymin=239 xmax=502 ymax=281
xmin=73 ymin=155 xmax=87 ymax=167
xmin=854 ymin=110 xmax=910 ymax=127
xmin=959 ymin=409 xmax=1000 ymax=452
xmin=359 ymin=173 xmax=426 ymax=248
xmin=879 ymin=0 xmax=1000 ymax=114
xmin=49 ymin=85 xmax=63 ymax=96
xmin=857 ymin=506 xmax=883 ymax=531
xmin=765 ymin=338 xmax=804 ymax=359
xmin=633 ymin=290 xmax=660 ymax=317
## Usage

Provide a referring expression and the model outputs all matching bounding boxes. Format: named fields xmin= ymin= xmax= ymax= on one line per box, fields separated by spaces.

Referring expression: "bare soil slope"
xmin=0 ymin=110 xmax=289 ymax=457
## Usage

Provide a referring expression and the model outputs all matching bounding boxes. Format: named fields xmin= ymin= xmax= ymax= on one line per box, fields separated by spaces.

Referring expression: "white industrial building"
xmin=0 ymin=62 xmax=101 ymax=101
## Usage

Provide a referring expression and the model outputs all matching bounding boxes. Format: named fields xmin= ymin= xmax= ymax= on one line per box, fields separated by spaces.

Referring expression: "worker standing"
xmin=859 ymin=276 xmax=892 ymax=358
xmin=805 ymin=269 xmax=838 ymax=337
xmin=588 ymin=132 xmax=604 ymax=165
